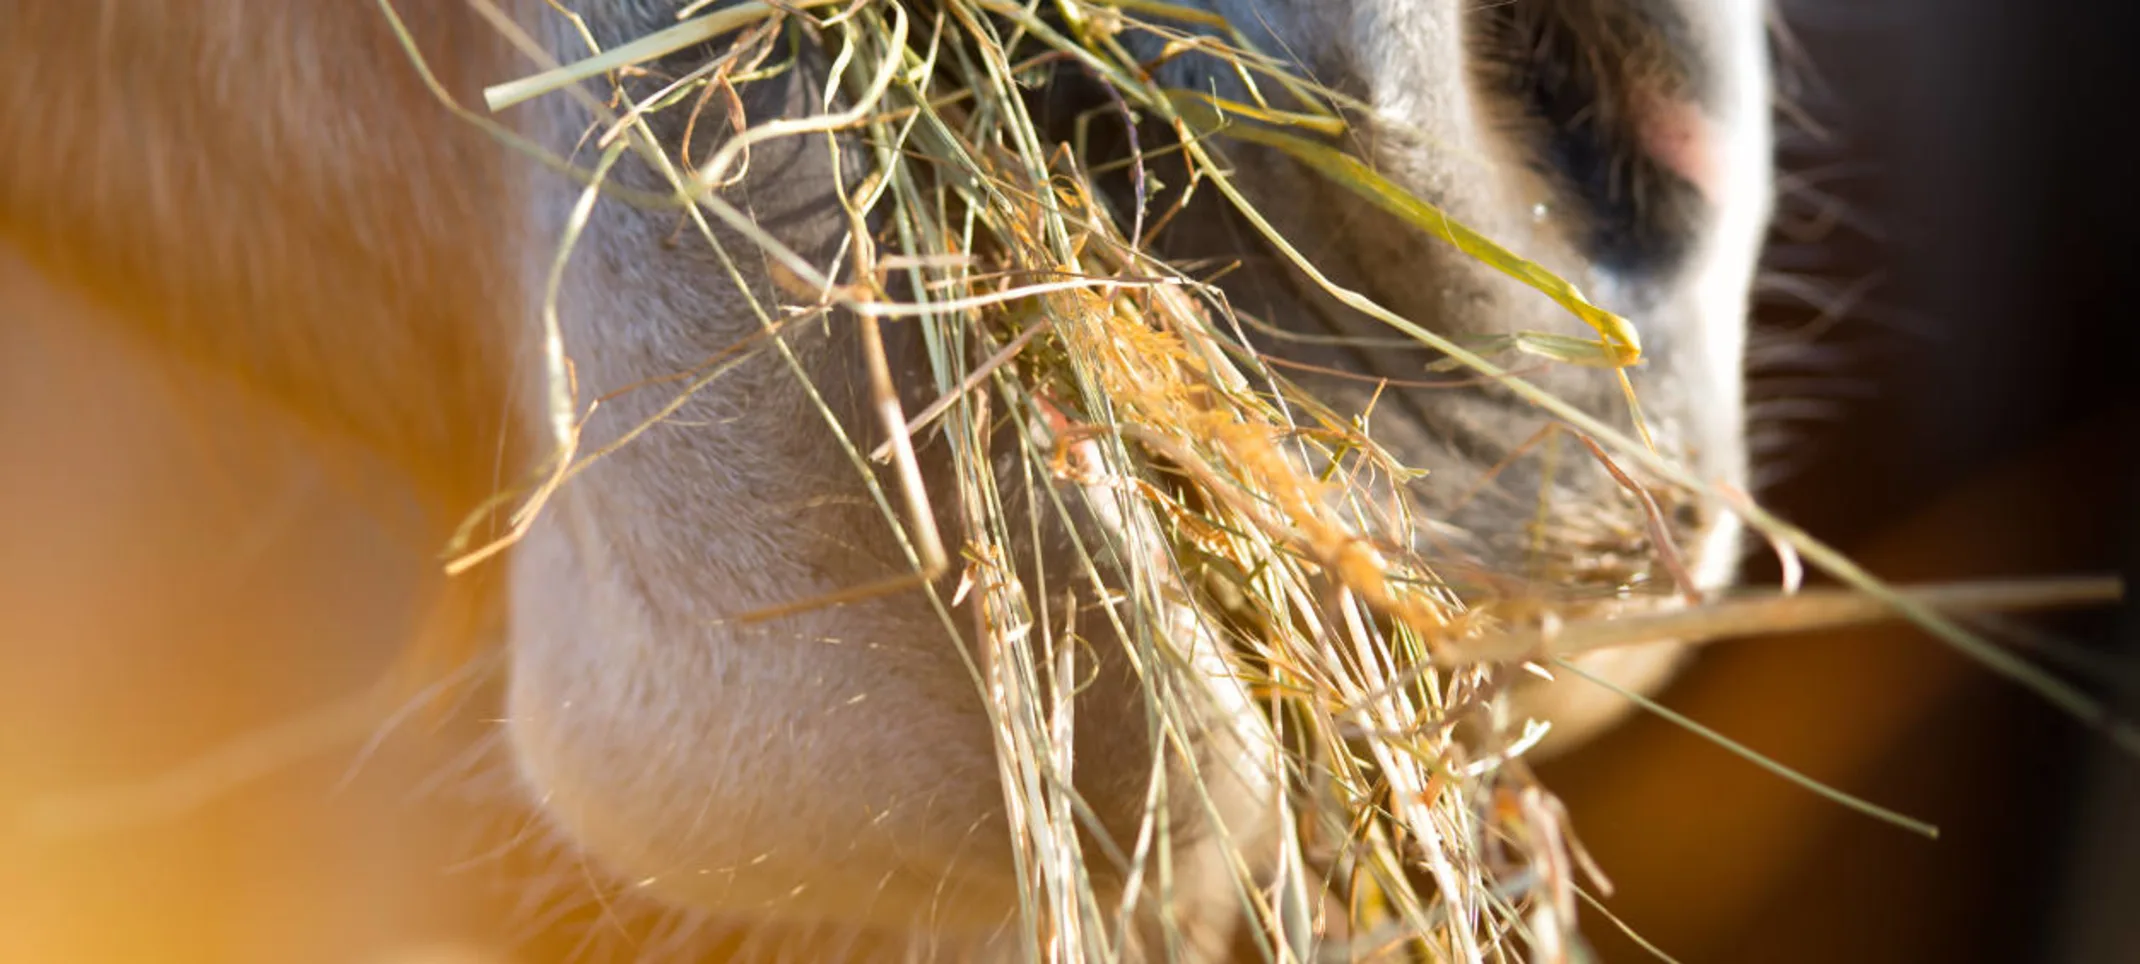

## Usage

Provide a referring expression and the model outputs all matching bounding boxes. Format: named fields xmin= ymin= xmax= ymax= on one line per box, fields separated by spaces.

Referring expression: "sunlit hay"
xmin=436 ymin=0 xmax=2133 ymax=961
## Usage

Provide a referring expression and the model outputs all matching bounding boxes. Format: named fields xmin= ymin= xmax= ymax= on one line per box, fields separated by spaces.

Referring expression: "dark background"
xmin=1540 ymin=0 xmax=2140 ymax=959
xmin=1771 ymin=0 xmax=2137 ymax=956
xmin=1541 ymin=1 xmax=2136 ymax=961
xmin=1764 ymin=0 xmax=2127 ymax=537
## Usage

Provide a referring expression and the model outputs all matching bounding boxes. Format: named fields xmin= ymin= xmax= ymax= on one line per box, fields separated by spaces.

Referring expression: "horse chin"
xmin=1504 ymin=506 xmax=1747 ymax=757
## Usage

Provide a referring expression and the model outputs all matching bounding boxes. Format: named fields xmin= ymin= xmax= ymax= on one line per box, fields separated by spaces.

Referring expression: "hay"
xmin=400 ymin=0 xmax=2132 ymax=960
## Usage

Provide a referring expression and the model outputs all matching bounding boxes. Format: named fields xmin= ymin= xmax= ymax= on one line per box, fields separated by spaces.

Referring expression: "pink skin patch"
xmin=1635 ymin=93 xmax=1723 ymax=203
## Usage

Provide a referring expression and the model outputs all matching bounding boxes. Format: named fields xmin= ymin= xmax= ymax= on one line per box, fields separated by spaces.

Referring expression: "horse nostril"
xmin=1470 ymin=2 xmax=1718 ymax=280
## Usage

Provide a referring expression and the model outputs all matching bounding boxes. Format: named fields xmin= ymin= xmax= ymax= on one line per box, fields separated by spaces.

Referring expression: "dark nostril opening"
xmin=1470 ymin=2 xmax=1713 ymax=279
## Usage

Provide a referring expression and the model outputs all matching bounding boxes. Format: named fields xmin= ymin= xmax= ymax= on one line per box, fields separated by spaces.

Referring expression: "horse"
xmin=0 ymin=1 xmax=1773 ymax=959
